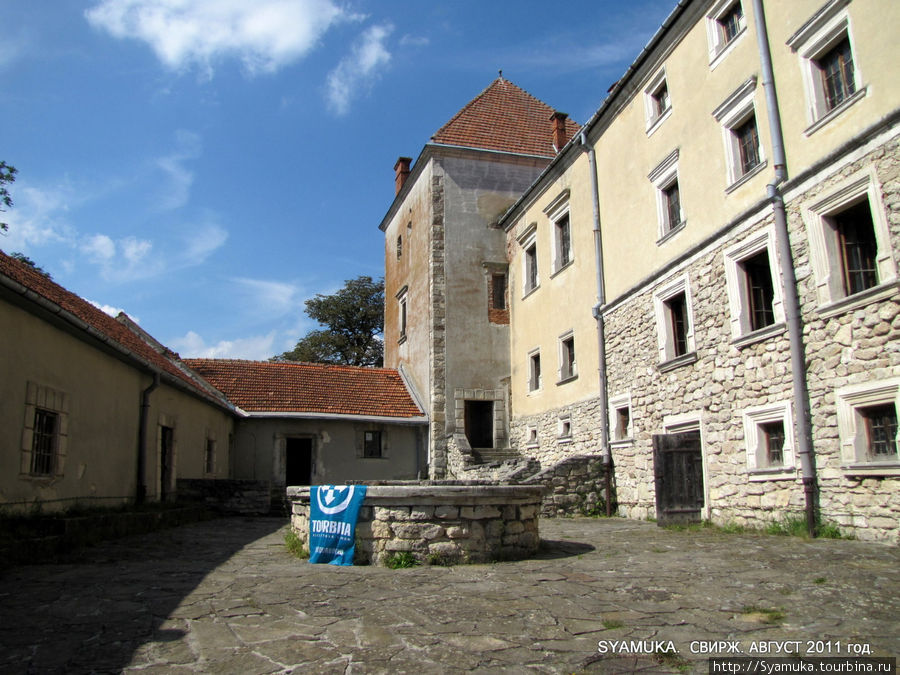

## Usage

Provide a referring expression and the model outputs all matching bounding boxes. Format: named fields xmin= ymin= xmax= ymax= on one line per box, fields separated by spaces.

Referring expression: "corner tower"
xmin=379 ymin=77 xmax=579 ymax=477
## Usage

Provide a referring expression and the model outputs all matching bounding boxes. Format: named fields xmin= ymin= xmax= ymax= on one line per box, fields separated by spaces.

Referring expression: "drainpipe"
xmin=581 ymin=132 xmax=613 ymax=516
xmin=137 ymin=371 xmax=160 ymax=505
xmin=752 ymin=0 xmax=818 ymax=537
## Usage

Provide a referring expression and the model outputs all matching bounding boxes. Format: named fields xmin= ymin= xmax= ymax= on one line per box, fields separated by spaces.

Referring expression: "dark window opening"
xmin=615 ymin=406 xmax=630 ymax=440
xmin=160 ymin=425 xmax=174 ymax=501
xmin=529 ymin=352 xmax=541 ymax=391
xmin=364 ymin=431 xmax=382 ymax=458
xmin=719 ymin=2 xmax=744 ymax=44
xmin=742 ymin=250 xmax=775 ymax=331
xmin=736 ymin=115 xmax=760 ymax=176
xmin=861 ymin=404 xmax=897 ymax=460
xmin=817 ymin=37 xmax=856 ymax=112
xmin=286 ymin=437 xmax=313 ymax=485
xmin=556 ymin=213 xmax=571 ymax=268
xmin=663 ymin=180 xmax=681 ymax=231
xmin=834 ymin=200 xmax=878 ymax=296
xmin=665 ymin=293 xmax=689 ymax=358
xmin=205 ymin=439 xmax=215 ymax=474
xmin=465 ymin=400 xmax=494 ymax=449
xmin=760 ymin=420 xmax=785 ymax=466
xmin=560 ymin=336 xmax=576 ymax=380
xmin=396 ymin=235 xmax=402 ymax=259
xmin=491 ymin=273 xmax=507 ymax=310
xmin=525 ymin=244 xmax=538 ymax=292
xmin=31 ymin=408 xmax=58 ymax=476
xmin=653 ymin=82 xmax=670 ymax=118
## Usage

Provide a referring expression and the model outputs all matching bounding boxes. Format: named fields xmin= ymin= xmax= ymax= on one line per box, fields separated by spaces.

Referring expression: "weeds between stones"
xmin=284 ymin=530 xmax=308 ymax=559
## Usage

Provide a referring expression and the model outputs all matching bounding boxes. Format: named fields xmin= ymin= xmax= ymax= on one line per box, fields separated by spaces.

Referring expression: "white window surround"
xmin=557 ymin=330 xmax=577 ymax=383
xmin=663 ymin=412 xmax=702 ymax=434
xmin=653 ymin=273 xmax=697 ymax=369
xmin=527 ymin=347 xmax=542 ymax=394
xmin=608 ymin=393 xmax=633 ymax=446
xmin=712 ymin=77 xmax=766 ymax=191
xmin=706 ymin=0 xmax=747 ymax=69
xmin=836 ymin=377 xmax=900 ymax=475
xmin=517 ymin=222 xmax=540 ymax=297
xmin=644 ymin=67 xmax=672 ymax=136
xmin=802 ymin=167 xmax=896 ymax=315
xmin=396 ymin=285 xmax=409 ymax=343
xmin=786 ymin=0 xmax=865 ymax=135
xmin=742 ymin=400 xmax=796 ymax=480
xmin=544 ymin=190 xmax=573 ymax=275
xmin=557 ymin=415 xmax=573 ymax=443
xmin=723 ymin=224 xmax=786 ymax=344
xmin=648 ymin=149 xmax=684 ymax=243
xmin=525 ymin=425 xmax=539 ymax=448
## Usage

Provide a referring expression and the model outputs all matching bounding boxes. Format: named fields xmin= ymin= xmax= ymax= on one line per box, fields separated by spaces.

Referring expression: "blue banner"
xmin=308 ymin=485 xmax=367 ymax=566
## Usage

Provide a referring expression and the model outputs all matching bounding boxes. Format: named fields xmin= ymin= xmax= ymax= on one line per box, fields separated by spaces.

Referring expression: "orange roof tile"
xmin=184 ymin=359 xmax=425 ymax=419
xmin=430 ymin=77 xmax=581 ymax=158
xmin=0 ymin=251 xmax=231 ymax=410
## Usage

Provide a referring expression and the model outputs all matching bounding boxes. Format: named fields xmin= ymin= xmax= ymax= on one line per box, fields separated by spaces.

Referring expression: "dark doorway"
xmin=652 ymin=431 xmax=704 ymax=525
xmin=159 ymin=425 xmax=174 ymax=502
xmin=465 ymin=400 xmax=494 ymax=449
xmin=286 ymin=437 xmax=312 ymax=486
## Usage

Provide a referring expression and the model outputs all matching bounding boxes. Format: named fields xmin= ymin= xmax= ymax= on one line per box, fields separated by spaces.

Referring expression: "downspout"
xmin=137 ymin=371 xmax=160 ymax=505
xmin=581 ymin=131 xmax=613 ymax=516
xmin=752 ymin=0 xmax=818 ymax=536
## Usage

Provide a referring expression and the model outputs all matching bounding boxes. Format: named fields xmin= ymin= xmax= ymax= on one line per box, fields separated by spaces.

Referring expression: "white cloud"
xmin=0 ymin=182 xmax=77 ymax=252
xmin=399 ymin=34 xmax=428 ymax=48
xmin=232 ymin=277 xmax=302 ymax=316
xmin=182 ymin=221 xmax=228 ymax=262
xmin=78 ymin=233 xmax=159 ymax=282
xmin=326 ymin=23 xmax=393 ymax=115
xmin=87 ymin=299 xmax=135 ymax=320
xmin=171 ymin=329 xmax=276 ymax=360
xmin=85 ymin=0 xmax=354 ymax=76
xmin=81 ymin=234 xmax=116 ymax=262
xmin=156 ymin=129 xmax=201 ymax=210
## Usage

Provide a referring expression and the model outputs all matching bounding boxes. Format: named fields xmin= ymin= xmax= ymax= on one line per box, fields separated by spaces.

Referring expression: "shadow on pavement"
xmin=536 ymin=538 xmax=596 ymax=559
xmin=0 ymin=516 xmax=286 ymax=674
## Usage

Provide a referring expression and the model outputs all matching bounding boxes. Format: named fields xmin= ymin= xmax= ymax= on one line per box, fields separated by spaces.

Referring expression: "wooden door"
xmin=652 ymin=431 xmax=704 ymax=525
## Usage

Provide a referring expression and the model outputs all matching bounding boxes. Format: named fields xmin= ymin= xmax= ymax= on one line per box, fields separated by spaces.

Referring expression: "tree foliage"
xmin=0 ymin=161 xmax=17 ymax=233
xmin=278 ymin=276 xmax=384 ymax=367
xmin=10 ymin=252 xmax=52 ymax=279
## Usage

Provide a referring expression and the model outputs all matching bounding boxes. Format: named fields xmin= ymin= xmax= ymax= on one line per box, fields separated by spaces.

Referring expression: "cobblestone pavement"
xmin=0 ymin=517 xmax=897 ymax=674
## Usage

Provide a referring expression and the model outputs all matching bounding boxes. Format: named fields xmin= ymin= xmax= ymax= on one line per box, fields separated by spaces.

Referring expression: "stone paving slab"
xmin=0 ymin=516 xmax=896 ymax=674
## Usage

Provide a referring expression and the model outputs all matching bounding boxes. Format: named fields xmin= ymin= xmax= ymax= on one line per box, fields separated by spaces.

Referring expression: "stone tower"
xmin=379 ymin=77 xmax=579 ymax=478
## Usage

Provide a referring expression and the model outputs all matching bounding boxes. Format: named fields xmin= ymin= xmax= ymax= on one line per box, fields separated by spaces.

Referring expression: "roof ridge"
xmin=185 ymin=357 xmax=400 ymax=374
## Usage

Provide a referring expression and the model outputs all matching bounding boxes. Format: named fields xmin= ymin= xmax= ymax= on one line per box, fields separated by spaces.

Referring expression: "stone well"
xmin=287 ymin=482 xmax=545 ymax=566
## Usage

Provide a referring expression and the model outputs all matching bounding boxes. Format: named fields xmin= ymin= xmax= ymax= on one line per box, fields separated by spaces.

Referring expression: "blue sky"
xmin=1 ymin=0 xmax=674 ymax=360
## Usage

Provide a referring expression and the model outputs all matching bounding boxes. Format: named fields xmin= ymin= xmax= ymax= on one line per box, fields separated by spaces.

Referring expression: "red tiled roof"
xmin=430 ymin=77 xmax=581 ymax=158
xmin=184 ymin=359 xmax=425 ymax=419
xmin=0 ymin=251 xmax=231 ymax=410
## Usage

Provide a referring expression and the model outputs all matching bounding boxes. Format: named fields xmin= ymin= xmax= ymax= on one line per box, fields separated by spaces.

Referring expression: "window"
xmin=396 ymin=235 xmax=402 ymax=259
xmin=554 ymin=212 xmax=572 ymax=270
xmin=724 ymin=225 xmax=785 ymax=343
xmin=706 ymin=0 xmax=746 ymax=66
xmin=558 ymin=416 xmax=572 ymax=440
xmin=21 ymin=382 xmax=68 ymax=479
xmin=31 ymin=409 xmax=58 ymax=476
xmin=644 ymin=68 xmax=672 ymax=134
xmin=558 ymin=332 xmax=576 ymax=382
xmin=525 ymin=426 xmax=539 ymax=448
xmin=803 ymin=169 xmax=895 ymax=313
xmin=836 ymin=378 xmax=900 ymax=473
xmin=525 ymin=243 xmax=538 ymax=292
xmin=713 ymin=78 xmax=765 ymax=190
xmin=653 ymin=274 xmax=696 ymax=368
xmin=491 ymin=273 xmax=507 ymax=310
xmin=364 ymin=430 xmax=383 ymax=458
xmin=788 ymin=3 xmax=864 ymax=133
xmin=396 ymin=286 xmax=408 ymax=341
xmin=649 ymin=149 xmax=684 ymax=242
xmin=609 ymin=394 xmax=633 ymax=444
xmin=528 ymin=349 xmax=542 ymax=392
xmin=742 ymin=401 xmax=795 ymax=477
xmin=204 ymin=438 xmax=216 ymax=475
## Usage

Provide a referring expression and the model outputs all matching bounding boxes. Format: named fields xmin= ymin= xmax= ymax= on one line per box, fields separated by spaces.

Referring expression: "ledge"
xmin=842 ymin=463 xmax=900 ymax=478
xmin=732 ymin=322 xmax=786 ymax=349
xmin=725 ymin=160 xmax=768 ymax=195
xmin=816 ymin=280 xmax=900 ymax=319
xmin=804 ymin=87 xmax=868 ymax=137
xmin=287 ymin=483 xmax=546 ymax=505
xmin=658 ymin=351 xmax=698 ymax=373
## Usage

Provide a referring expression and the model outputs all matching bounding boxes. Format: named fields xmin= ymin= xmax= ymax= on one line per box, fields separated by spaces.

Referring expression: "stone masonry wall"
xmin=521 ymin=455 xmax=607 ymax=517
xmin=176 ymin=479 xmax=272 ymax=515
xmin=429 ymin=170 xmax=448 ymax=478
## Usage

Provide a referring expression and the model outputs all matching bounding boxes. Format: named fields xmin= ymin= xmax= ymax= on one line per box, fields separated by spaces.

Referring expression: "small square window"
xmin=526 ymin=426 xmax=539 ymax=447
xmin=559 ymin=333 xmax=576 ymax=382
xmin=558 ymin=417 xmax=572 ymax=439
xmin=609 ymin=394 xmax=633 ymax=444
xmin=860 ymin=404 xmax=898 ymax=461
xmin=614 ymin=407 xmax=630 ymax=441
xmin=528 ymin=350 xmax=542 ymax=392
xmin=364 ymin=431 xmax=383 ymax=458
xmin=742 ymin=401 xmax=795 ymax=476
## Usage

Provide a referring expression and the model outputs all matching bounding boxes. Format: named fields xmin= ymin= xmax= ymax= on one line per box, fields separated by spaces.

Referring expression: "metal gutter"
xmin=241 ymin=411 xmax=429 ymax=425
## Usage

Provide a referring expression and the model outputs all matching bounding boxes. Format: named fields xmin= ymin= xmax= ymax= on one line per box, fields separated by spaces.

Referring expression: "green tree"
xmin=0 ymin=161 xmax=17 ymax=233
xmin=278 ymin=276 xmax=384 ymax=367
xmin=10 ymin=252 xmax=51 ymax=279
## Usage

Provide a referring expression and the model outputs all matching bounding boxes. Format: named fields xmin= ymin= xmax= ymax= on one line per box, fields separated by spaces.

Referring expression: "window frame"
xmin=396 ymin=285 xmax=408 ymax=343
xmin=649 ymin=149 xmax=685 ymax=244
xmin=653 ymin=274 xmax=697 ymax=370
xmin=204 ymin=436 xmax=216 ymax=475
xmin=363 ymin=430 xmax=383 ymax=458
xmin=608 ymin=393 xmax=634 ymax=446
xmin=786 ymin=0 xmax=865 ymax=135
xmin=712 ymin=77 xmax=766 ymax=191
xmin=527 ymin=348 xmax=542 ymax=393
xmin=544 ymin=190 xmax=573 ymax=276
xmin=517 ymin=222 xmax=540 ymax=297
xmin=557 ymin=330 xmax=577 ymax=384
xmin=20 ymin=382 xmax=69 ymax=480
xmin=723 ymin=224 xmax=786 ymax=345
xmin=742 ymin=401 xmax=796 ymax=480
xmin=802 ymin=168 xmax=896 ymax=316
xmin=706 ymin=0 xmax=747 ymax=68
xmin=557 ymin=415 xmax=573 ymax=443
xmin=836 ymin=378 xmax=900 ymax=475
xmin=644 ymin=67 xmax=672 ymax=135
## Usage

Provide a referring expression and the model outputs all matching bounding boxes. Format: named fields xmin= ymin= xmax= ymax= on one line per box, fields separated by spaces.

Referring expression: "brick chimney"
xmin=550 ymin=111 xmax=569 ymax=152
xmin=394 ymin=157 xmax=412 ymax=195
